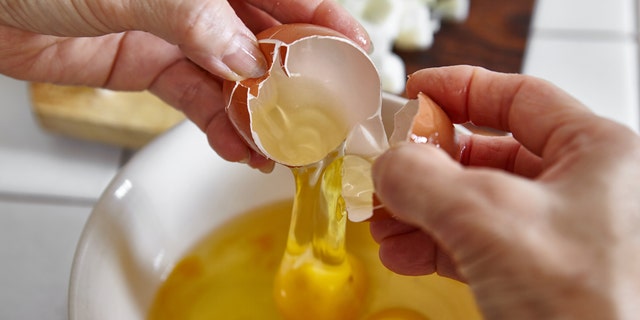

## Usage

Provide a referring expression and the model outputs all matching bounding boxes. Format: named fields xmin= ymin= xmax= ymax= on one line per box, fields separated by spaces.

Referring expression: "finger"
xmin=103 ymin=31 xmax=185 ymax=90
xmin=405 ymin=66 xmax=595 ymax=158
xmin=228 ymin=0 xmax=280 ymax=33
xmin=371 ymin=220 xmax=461 ymax=279
xmin=372 ymin=143 xmax=547 ymax=265
xmin=149 ymin=58 xmax=276 ymax=172
xmin=247 ymin=149 xmax=276 ymax=173
xmin=136 ymin=0 xmax=268 ymax=80
xmin=370 ymin=217 xmax=418 ymax=244
xmin=245 ymin=0 xmax=371 ymax=51
xmin=0 ymin=26 xmax=122 ymax=86
xmin=377 ymin=229 xmax=438 ymax=276
xmin=457 ymin=134 xmax=542 ymax=178
xmin=148 ymin=58 xmax=249 ymax=162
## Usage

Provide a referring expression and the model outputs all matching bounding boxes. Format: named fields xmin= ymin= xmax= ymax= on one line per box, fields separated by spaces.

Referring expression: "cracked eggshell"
xmin=390 ymin=92 xmax=459 ymax=158
xmin=223 ymin=23 xmax=387 ymax=167
xmin=349 ymin=93 xmax=461 ymax=222
xmin=346 ymin=93 xmax=459 ymax=222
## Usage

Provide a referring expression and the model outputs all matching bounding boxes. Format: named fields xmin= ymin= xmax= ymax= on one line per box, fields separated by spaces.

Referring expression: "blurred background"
xmin=0 ymin=0 xmax=638 ymax=319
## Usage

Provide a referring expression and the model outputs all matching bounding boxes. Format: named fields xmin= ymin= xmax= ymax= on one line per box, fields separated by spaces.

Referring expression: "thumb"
xmin=372 ymin=143 xmax=543 ymax=265
xmin=128 ymin=0 xmax=267 ymax=80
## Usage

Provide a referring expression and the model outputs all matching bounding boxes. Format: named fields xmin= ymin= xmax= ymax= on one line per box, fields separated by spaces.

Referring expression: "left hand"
xmin=0 ymin=0 xmax=370 ymax=172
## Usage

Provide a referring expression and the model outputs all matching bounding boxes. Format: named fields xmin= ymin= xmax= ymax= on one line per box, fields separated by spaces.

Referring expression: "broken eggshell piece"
xmin=223 ymin=24 xmax=389 ymax=222
xmin=346 ymin=93 xmax=460 ymax=222
xmin=390 ymin=92 xmax=459 ymax=157
xmin=224 ymin=24 xmax=388 ymax=167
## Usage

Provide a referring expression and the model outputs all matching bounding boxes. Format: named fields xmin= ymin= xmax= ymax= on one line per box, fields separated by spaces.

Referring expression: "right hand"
xmin=371 ymin=66 xmax=640 ymax=319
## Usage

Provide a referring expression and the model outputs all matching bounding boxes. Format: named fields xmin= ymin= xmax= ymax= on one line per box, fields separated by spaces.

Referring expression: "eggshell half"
xmin=223 ymin=24 xmax=459 ymax=223
xmin=223 ymin=24 xmax=393 ymax=221
xmin=224 ymin=24 xmax=387 ymax=167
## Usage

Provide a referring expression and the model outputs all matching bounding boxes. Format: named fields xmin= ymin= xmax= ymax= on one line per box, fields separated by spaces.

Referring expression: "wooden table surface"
xmin=397 ymin=0 xmax=535 ymax=135
xmin=398 ymin=0 xmax=536 ymax=75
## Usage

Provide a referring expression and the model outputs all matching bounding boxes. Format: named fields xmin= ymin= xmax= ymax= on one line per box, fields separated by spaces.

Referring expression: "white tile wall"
xmin=0 ymin=76 xmax=121 ymax=319
xmin=0 ymin=0 xmax=638 ymax=319
xmin=524 ymin=36 xmax=639 ymax=131
xmin=524 ymin=0 xmax=639 ymax=132
xmin=0 ymin=75 xmax=123 ymax=200
xmin=0 ymin=200 xmax=91 ymax=320
xmin=533 ymin=0 xmax=636 ymax=34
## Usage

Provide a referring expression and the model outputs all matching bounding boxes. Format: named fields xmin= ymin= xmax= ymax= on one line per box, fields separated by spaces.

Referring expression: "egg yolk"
xmin=273 ymin=153 xmax=367 ymax=319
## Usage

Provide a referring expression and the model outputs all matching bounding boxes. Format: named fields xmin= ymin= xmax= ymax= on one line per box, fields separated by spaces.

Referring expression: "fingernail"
xmin=222 ymin=34 xmax=267 ymax=80
xmin=258 ymin=161 xmax=275 ymax=174
xmin=237 ymin=149 xmax=251 ymax=164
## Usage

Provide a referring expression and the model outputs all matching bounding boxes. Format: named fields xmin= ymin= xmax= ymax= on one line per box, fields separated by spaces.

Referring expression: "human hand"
xmin=0 ymin=0 xmax=370 ymax=172
xmin=370 ymin=66 xmax=640 ymax=319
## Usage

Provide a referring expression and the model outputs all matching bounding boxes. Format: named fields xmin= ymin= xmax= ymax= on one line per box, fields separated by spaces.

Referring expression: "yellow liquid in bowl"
xmin=146 ymin=199 xmax=482 ymax=319
xmin=149 ymin=84 xmax=480 ymax=319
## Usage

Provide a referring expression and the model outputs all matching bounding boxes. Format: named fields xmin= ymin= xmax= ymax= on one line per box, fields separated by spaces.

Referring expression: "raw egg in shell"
xmin=220 ymin=23 xmax=462 ymax=320
xmin=223 ymin=23 xmax=459 ymax=222
xmin=223 ymin=23 xmax=391 ymax=222
xmin=223 ymin=24 xmax=387 ymax=167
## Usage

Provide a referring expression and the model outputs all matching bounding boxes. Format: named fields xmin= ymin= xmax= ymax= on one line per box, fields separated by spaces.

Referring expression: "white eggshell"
xmin=248 ymin=34 xmax=387 ymax=165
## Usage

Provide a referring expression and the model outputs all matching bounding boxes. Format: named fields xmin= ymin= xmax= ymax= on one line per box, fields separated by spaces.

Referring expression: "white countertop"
xmin=0 ymin=0 xmax=638 ymax=319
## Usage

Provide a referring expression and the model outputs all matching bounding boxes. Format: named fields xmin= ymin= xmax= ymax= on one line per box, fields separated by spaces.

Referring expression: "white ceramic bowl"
xmin=68 ymin=94 xmax=463 ymax=319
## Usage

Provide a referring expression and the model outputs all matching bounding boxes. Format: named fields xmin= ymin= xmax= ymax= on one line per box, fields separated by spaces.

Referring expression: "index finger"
xmin=245 ymin=0 xmax=371 ymax=51
xmin=405 ymin=66 xmax=594 ymax=158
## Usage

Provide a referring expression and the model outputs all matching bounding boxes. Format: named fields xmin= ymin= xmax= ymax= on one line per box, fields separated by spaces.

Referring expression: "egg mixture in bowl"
xmin=69 ymin=95 xmax=480 ymax=320
xmin=146 ymin=199 xmax=480 ymax=320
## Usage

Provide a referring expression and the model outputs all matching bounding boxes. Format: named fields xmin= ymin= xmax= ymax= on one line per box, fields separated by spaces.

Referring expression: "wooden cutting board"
xmin=30 ymin=83 xmax=184 ymax=149
xmin=30 ymin=0 xmax=534 ymax=148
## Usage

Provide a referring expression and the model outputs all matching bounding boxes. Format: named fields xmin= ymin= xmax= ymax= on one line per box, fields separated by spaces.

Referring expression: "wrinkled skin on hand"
xmin=0 ymin=0 xmax=370 ymax=172
xmin=370 ymin=66 xmax=640 ymax=319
